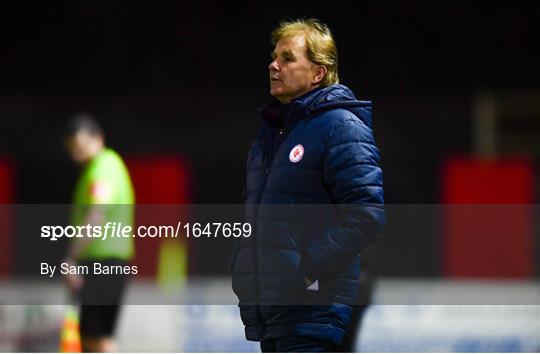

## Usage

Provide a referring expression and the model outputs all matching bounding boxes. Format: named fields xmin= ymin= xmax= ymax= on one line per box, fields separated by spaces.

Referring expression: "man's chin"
xmin=270 ymin=89 xmax=286 ymax=101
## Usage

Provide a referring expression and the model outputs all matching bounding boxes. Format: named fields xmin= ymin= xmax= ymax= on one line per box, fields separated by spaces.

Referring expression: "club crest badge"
xmin=289 ymin=144 xmax=304 ymax=163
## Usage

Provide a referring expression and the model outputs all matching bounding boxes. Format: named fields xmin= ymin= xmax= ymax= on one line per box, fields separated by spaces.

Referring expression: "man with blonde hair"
xmin=230 ymin=18 xmax=385 ymax=352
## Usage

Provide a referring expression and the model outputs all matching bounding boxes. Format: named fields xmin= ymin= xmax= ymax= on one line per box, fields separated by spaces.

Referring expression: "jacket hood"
xmin=261 ymin=84 xmax=373 ymax=128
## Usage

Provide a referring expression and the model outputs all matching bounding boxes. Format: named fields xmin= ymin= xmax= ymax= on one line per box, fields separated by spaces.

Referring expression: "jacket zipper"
xmin=254 ymin=113 xmax=294 ymax=327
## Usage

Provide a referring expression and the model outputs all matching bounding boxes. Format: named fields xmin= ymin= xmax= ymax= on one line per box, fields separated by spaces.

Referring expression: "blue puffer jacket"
xmin=231 ymin=84 xmax=384 ymax=344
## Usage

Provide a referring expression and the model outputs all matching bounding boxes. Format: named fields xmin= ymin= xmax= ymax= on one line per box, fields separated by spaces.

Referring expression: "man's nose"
xmin=268 ymin=59 xmax=279 ymax=71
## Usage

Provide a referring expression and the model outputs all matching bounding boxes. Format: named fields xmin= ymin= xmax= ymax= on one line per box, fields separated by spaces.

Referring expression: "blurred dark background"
xmin=1 ymin=2 xmax=539 ymax=277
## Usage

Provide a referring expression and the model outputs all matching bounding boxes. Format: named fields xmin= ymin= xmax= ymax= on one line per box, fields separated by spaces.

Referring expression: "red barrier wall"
xmin=125 ymin=156 xmax=191 ymax=277
xmin=0 ymin=157 xmax=14 ymax=276
xmin=442 ymin=157 xmax=534 ymax=278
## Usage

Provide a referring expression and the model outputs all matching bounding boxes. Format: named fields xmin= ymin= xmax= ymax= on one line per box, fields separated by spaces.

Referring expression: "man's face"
xmin=65 ymin=131 xmax=102 ymax=164
xmin=269 ymin=34 xmax=319 ymax=103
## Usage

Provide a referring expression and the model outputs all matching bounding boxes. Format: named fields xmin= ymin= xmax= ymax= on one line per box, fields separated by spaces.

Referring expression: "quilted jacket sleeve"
xmin=304 ymin=113 xmax=385 ymax=280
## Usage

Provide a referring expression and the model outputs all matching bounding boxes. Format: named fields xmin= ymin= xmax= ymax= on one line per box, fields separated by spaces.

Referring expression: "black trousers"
xmin=261 ymin=336 xmax=336 ymax=353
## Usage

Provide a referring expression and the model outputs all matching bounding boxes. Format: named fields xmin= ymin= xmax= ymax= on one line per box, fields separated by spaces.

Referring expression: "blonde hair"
xmin=271 ymin=18 xmax=339 ymax=86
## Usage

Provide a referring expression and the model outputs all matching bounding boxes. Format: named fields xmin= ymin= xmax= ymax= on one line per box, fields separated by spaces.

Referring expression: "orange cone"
xmin=59 ymin=306 xmax=82 ymax=352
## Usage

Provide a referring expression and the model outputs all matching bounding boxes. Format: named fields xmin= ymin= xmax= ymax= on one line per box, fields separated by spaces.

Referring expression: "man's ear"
xmin=312 ymin=65 xmax=328 ymax=85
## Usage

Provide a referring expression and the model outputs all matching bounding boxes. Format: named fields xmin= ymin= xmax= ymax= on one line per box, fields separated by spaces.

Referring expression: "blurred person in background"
xmin=230 ymin=19 xmax=385 ymax=352
xmin=63 ymin=113 xmax=135 ymax=352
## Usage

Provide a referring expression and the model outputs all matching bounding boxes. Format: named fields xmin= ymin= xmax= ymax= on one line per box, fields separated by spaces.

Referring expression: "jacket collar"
xmin=260 ymin=86 xmax=327 ymax=128
xmin=259 ymin=84 xmax=373 ymax=128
